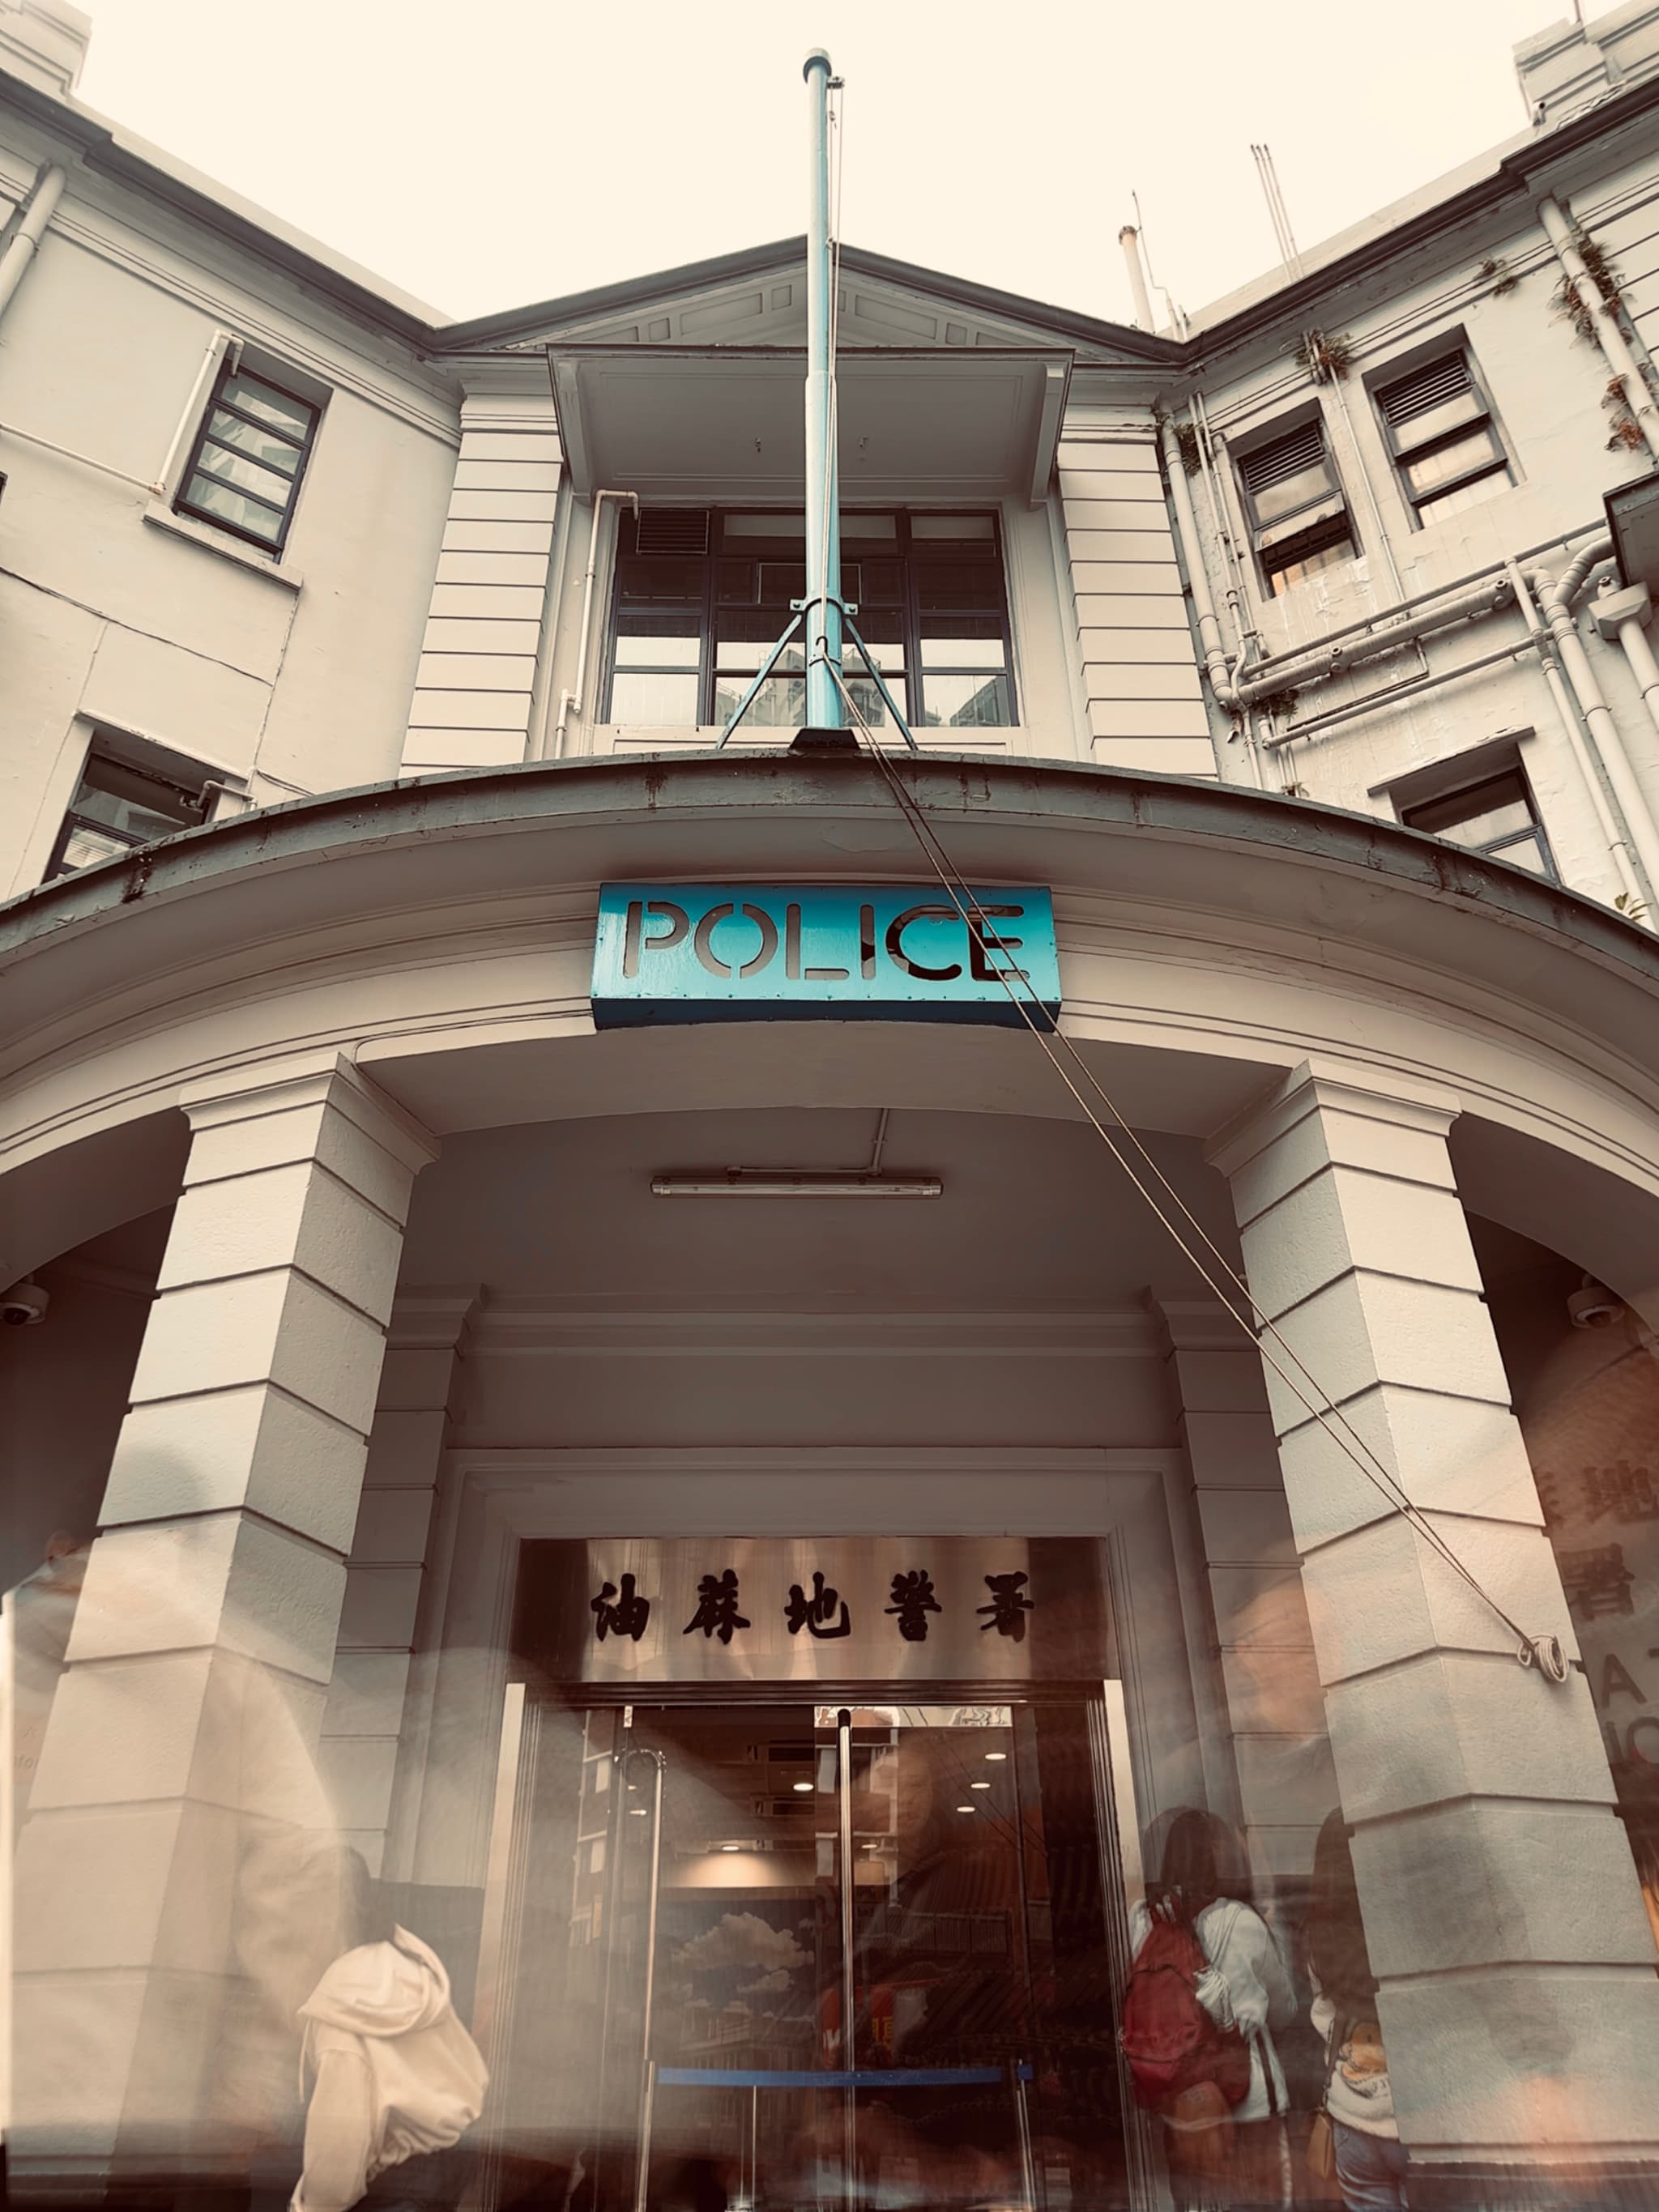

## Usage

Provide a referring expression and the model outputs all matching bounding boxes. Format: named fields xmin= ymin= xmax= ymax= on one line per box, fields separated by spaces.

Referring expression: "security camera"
xmin=1 ymin=1279 xmax=47 ymax=1327
xmin=1568 ymin=1282 xmax=1624 ymax=1330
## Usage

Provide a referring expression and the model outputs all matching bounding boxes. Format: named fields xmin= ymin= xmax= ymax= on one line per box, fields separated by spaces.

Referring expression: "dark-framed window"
xmin=174 ymin=361 xmax=320 ymax=553
xmin=1373 ymin=347 xmax=1510 ymax=528
xmin=48 ymin=737 xmax=218 ymax=878
xmin=1400 ymin=765 xmax=1555 ymax=880
xmin=1236 ymin=418 xmax=1357 ymax=598
xmin=605 ymin=508 xmax=1017 ymax=731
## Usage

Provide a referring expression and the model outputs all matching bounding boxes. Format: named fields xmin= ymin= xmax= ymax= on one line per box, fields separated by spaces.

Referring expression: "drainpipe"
xmin=1239 ymin=571 xmax=1513 ymax=705
xmin=1159 ymin=419 xmax=1238 ymax=713
xmin=1321 ymin=375 xmax=1406 ymax=605
xmin=1508 ymin=557 xmax=1648 ymax=913
xmin=1538 ymin=195 xmax=1659 ymax=459
xmin=1529 ymin=539 xmax=1659 ymax=899
xmin=1119 ymin=227 xmax=1155 ymax=331
xmin=553 ymin=488 xmax=639 ymax=756
xmin=0 ymin=164 xmax=66 ymax=325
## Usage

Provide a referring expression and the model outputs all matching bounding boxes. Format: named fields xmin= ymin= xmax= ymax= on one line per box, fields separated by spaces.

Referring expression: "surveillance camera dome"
xmin=1567 ymin=1284 xmax=1623 ymax=1331
xmin=1 ymin=1279 xmax=49 ymax=1327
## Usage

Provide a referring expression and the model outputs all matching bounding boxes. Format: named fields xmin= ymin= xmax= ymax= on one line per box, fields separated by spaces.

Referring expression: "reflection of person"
xmin=1129 ymin=1809 xmax=1295 ymax=2210
xmin=1308 ymin=1813 xmax=1404 ymax=2212
xmin=291 ymin=1850 xmax=487 ymax=2212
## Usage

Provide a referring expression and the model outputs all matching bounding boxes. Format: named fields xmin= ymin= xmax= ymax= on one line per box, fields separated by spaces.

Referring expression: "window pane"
xmin=209 ymin=409 xmax=301 ymax=473
xmin=76 ymin=786 xmax=193 ymax=842
xmin=1411 ymin=794 xmax=1533 ymax=848
xmin=914 ymin=559 xmax=1003 ymax=612
xmin=58 ymin=821 xmax=139 ymax=872
xmin=1415 ymin=471 xmax=1508 ymax=526
xmin=221 ymin=373 xmax=313 ymax=438
xmin=196 ymin=441 xmax=295 ymax=508
xmin=920 ymin=616 xmax=1005 ymax=669
xmin=615 ymin=631 xmax=701 ymax=669
xmin=840 ymin=514 xmax=898 ymax=544
xmin=910 ymin=514 xmax=995 ymax=539
xmin=617 ymin=554 xmax=703 ymax=604
xmin=1485 ymin=830 xmax=1550 ymax=876
xmin=722 ymin=513 xmax=807 ymax=539
xmin=1390 ymin=388 xmax=1483 ymax=453
xmin=1251 ymin=460 xmax=1334 ymax=525
xmin=715 ymin=630 xmax=809 ymax=675
xmin=713 ymin=671 xmax=807 ymax=727
xmin=919 ymin=671 xmax=1013 ymax=727
xmin=609 ymin=671 xmax=700 ymax=723
xmin=855 ymin=557 xmax=904 ymax=606
xmin=183 ymin=473 xmax=284 ymax=542
xmin=1266 ymin=531 xmax=1354 ymax=595
xmin=758 ymin=561 xmax=808 ymax=604
xmin=1403 ymin=428 xmax=1502 ymax=497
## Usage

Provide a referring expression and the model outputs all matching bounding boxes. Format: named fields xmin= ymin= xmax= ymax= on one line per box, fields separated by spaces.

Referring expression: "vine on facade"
xmin=1293 ymin=329 xmax=1354 ymax=383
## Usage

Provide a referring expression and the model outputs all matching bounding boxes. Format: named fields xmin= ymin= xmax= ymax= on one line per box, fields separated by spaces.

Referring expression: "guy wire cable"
xmin=820 ymin=658 xmax=1559 ymax=1669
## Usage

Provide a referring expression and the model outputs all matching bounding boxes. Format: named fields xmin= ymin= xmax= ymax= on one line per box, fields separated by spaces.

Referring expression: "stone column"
xmin=1154 ymin=1297 xmax=1337 ymax=1890
xmin=1209 ymin=1062 xmax=1659 ymax=2198
xmin=11 ymin=1055 xmax=436 ymax=2189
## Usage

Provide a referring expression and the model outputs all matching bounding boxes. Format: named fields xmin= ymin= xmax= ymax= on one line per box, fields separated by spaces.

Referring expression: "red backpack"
xmin=1120 ymin=1912 xmax=1253 ymax=2114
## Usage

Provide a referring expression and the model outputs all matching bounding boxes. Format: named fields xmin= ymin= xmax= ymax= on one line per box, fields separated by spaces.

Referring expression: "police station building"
xmin=5 ymin=2 xmax=1659 ymax=2208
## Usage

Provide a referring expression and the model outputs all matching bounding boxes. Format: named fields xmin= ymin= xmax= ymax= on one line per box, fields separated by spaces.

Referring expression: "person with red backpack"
xmin=1124 ymin=1809 xmax=1298 ymax=2209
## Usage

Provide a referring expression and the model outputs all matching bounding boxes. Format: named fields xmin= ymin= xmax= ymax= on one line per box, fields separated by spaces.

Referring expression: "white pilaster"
xmin=1057 ymin=414 xmax=1215 ymax=778
xmin=402 ymin=360 xmax=564 ymax=776
xmin=1210 ymin=1062 xmax=1659 ymax=2176
xmin=11 ymin=1055 xmax=437 ymax=2184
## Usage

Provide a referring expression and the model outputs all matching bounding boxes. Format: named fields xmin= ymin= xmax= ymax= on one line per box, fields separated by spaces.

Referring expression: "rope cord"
xmin=819 ymin=657 xmax=1550 ymax=1663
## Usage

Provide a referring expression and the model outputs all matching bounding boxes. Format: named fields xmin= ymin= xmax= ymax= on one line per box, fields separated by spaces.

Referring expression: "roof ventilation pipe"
xmin=1119 ymin=227 xmax=1155 ymax=331
xmin=1538 ymin=195 xmax=1659 ymax=461
xmin=553 ymin=488 xmax=639 ymax=756
xmin=1529 ymin=539 xmax=1659 ymax=902
xmin=0 ymin=164 xmax=66 ymax=326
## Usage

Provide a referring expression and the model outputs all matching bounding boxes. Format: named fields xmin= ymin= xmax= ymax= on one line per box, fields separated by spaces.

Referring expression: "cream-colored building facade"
xmin=4 ymin=3 xmax=1659 ymax=2209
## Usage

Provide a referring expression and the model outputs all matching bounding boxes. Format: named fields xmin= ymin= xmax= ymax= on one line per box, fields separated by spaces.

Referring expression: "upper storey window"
xmin=1235 ymin=419 xmax=1356 ymax=597
xmin=1399 ymin=766 xmax=1555 ymax=880
xmin=49 ymin=735 xmax=220 ymax=877
xmin=174 ymin=362 xmax=320 ymax=553
xmin=1372 ymin=348 xmax=1510 ymax=528
xmin=606 ymin=509 xmax=1017 ymax=731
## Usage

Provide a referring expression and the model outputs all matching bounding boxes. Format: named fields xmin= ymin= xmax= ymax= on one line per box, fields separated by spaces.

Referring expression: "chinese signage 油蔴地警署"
xmin=590 ymin=884 xmax=1061 ymax=1029
xmin=515 ymin=1537 xmax=1109 ymax=1686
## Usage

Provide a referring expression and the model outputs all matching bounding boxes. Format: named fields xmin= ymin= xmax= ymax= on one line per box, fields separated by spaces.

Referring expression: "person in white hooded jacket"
xmin=292 ymin=1856 xmax=488 ymax=2212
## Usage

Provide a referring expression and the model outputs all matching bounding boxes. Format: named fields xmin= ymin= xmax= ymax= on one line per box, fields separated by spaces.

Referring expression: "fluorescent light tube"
xmin=650 ymin=1173 xmax=942 ymax=1199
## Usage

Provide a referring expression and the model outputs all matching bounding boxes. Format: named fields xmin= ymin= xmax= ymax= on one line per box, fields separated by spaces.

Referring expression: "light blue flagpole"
xmin=802 ymin=49 xmax=843 ymax=731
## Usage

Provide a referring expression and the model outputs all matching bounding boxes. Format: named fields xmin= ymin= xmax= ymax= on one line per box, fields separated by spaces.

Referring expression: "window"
xmin=174 ymin=360 xmax=320 ymax=553
xmin=606 ymin=509 xmax=1017 ymax=731
xmin=1235 ymin=419 xmax=1356 ymax=597
xmin=1373 ymin=349 xmax=1509 ymax=528
xmin=1399 ymin=766 xmax=1555 ymax=879
xmin=49 ymin=735 xmax=221 ymax=877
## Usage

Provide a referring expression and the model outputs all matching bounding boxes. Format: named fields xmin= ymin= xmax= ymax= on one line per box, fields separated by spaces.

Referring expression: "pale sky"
xmin=76 ymin=0 xmax=1569 ymax=330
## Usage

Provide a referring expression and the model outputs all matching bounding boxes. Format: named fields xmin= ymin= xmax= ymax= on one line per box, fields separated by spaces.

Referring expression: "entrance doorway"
xmin=474 ymin=1696 xmax=1143 ymax=2212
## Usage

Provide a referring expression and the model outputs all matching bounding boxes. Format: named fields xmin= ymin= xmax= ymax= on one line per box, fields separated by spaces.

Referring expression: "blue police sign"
xmin=591 ymin=884 xmax=1061 ymax=1029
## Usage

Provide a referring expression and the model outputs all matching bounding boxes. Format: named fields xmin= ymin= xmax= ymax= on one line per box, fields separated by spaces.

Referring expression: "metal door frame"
xmin=470 ymin=1680 xmax=1158 ymax=2212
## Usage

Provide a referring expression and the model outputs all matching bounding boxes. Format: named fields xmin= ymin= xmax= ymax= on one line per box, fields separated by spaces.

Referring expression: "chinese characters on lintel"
xmin=588 ymin=1565 xmax=1037 ymax=1646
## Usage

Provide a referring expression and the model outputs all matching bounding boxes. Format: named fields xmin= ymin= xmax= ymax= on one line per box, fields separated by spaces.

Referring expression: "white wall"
xmin=0 ymin=115 xmax=460 ymax=891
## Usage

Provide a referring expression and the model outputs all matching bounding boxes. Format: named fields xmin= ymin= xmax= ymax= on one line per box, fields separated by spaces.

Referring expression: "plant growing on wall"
xmin=1614 ymin=891 xmax=1650 ymax=923
xmin=1253 ymin=686 xmax=1301 ymax=718
xmin=1171 ymin=420 xmax=1202 ymax=475
xmin=1604 ymin=377 xmax=1646 ymax=452
xmin=1293 ymin=329 xmax=1354 ymax=383
xmin=1477 ymin=256 xmax=1519 ymax=296
xmin=1555 ymin=273 xmax=1599 ymax=345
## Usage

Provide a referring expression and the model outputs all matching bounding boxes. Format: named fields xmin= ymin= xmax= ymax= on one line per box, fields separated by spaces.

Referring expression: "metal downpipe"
xmin=0 ymin=164 xmax=66 ymax=325
xmin=1538 ymin=194 xmax=1659 ymax=460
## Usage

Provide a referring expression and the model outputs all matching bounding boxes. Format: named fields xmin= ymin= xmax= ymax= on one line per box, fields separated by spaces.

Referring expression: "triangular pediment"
xmin=435 ymin=237 xmax=1179 ymax=368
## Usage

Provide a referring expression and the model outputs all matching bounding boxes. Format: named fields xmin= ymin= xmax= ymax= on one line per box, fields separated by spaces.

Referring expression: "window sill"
xmin=143 ymin=500 xmax=304 ymax=590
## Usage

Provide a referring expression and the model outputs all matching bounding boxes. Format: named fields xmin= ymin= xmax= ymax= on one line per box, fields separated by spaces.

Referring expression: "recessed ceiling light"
xmin=957 ymin=1804 xmax=975 ymax=1813
xmin=970 ymin=1781 xmax=990 ymax=1791
xmin=984 ymin=1751 xmax=1007 ymax=1762
xmin=792 ymin=1780 xmax=813 ymax=1793
xmin=721 ymin=1843 xmax=741 ymax=1852
xmin=629 ymin=1806 xmax=649 ymax=1816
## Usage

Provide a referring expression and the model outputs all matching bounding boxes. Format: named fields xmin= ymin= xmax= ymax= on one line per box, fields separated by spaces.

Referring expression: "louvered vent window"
xmin=1373 ymin=346 xmax=1508 ymax=526
xmin=1235 ymin=417 xmax=1356 ymax=597
xmin=634 ymin=507 xmax=712 ymax=556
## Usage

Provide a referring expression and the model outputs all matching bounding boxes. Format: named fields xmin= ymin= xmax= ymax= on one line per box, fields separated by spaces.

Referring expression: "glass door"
xmin=474 ymin=1697 xmax=1137 ymax=2212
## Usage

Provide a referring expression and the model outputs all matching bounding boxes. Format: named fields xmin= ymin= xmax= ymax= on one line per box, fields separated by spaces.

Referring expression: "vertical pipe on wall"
xmin=1538 ymin=194 xmax=1659 ymax=458
xmin=0 ymin=164 xmax=65 ymax=326
xmin=1506 ymin=557 xmax=1648 ymax=914
xmin=1118 ymin=227 xmax=1155 ymax=330
xmin=1531 ymin=543 xmax=1659 ymax=901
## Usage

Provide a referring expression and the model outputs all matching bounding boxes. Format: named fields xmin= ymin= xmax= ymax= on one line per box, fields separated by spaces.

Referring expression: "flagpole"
xmin=803 ymin=48 xmax=843 ymax=731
